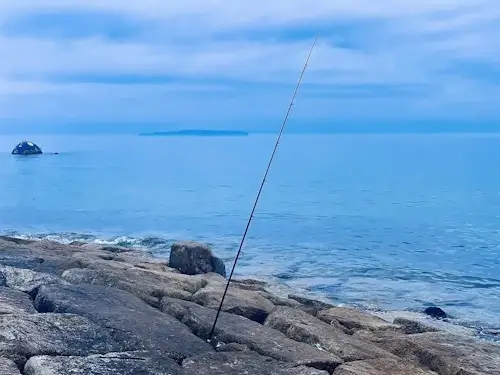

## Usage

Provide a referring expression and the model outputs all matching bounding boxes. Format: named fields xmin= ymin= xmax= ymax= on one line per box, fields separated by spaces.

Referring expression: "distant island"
xmin=139 ymin=130 xmax=249 ymax=137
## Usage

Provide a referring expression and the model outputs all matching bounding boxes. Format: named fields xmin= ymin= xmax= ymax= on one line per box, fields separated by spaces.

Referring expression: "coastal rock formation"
xmin=169 ymin=241 xmax=226 ymax=277
xmin=0 ymin=358 xmax=21 ymax=375
xmin=34 ymin=283 xmax=213 ymax=362
xmin=160 ymin=297 xmax=342 ymax=372
xmin=0 ymin=235 xmax=499 ymax=375
xmin=264 ymin=307 xmax=394 ymax=362
xmin=317 ymin=307 xmax=398 ymax=334
xmin=0 ymin=286 xmax=37 ymax=314
xmin=11 ymin=141 xmax=42 ymax=155
xmin=0 ymin=313 xmax=123 ymax=367
xmin=24 ymin=352 xmax=183 ymax=375
xmin=182 ymin=352 xmax=329 ymax=375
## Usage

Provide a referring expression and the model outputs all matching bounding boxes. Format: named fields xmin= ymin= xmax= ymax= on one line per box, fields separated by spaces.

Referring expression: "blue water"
xmin=1 ymin=133 xmax=499 ymax=332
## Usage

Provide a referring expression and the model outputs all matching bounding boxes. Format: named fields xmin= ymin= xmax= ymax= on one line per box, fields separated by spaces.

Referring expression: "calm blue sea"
xmin=1 ymin=133 xmax=499 ymax=333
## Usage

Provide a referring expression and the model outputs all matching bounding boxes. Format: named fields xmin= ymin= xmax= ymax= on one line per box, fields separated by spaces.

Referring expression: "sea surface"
xmin=1 ymin=133 xmax=499 ymax=336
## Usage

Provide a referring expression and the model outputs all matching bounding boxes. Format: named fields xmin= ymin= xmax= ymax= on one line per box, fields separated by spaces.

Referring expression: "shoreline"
xmin=0 ymin=235 xmax=499 ymax=374
xmin=2 ymin=230 xmax=499 ymax=343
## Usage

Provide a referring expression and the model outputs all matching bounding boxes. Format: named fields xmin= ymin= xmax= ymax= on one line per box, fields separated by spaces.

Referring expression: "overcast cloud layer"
xmin=0 ymin=1 xmax=498 ymax=132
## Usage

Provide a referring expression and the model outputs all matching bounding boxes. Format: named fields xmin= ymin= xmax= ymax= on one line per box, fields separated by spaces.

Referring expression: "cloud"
xmin=0 ymin=0 xmax=499 ymax=132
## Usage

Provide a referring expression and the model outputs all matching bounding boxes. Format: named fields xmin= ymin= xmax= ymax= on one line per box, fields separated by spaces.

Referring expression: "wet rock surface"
xmin=0 ymin=235 xmax=497 ymax=375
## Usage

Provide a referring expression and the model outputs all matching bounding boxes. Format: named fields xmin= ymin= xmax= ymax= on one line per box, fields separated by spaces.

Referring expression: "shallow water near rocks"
xmin=0 ymin=133 xmax=499 ymax=339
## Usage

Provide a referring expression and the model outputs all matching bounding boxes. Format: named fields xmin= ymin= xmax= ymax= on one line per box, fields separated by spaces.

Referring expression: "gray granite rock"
xmin=333 ymin=358 xmax=438 ymax=375
xmin=24 ymin=352 xmax=183 ymax=375
xmin=183 ymin=352 xmax=329 ymax=375
xmin=0 ymin=286 xmax=37 ymax=314
xmin=34 ymin=283 xmax=213 ymax=362
xmin=0 ymin=357 xmax=21 ymax=375
xmin=161 ymin=297 xmax=341 ymax=373
xmin=0 ymin=313 xmax=123 ymax=367
xmin=317 ymin=307 xmax=398 ymax=333
xmin=265 ymin=307 xmax=394 ymax=362
xmin=190 ymin=283 xmax=275 ymax=323
xmin=62 ymin=266 xmax=206 ymax=307
xmin=0 ymin=265 xmax=68 ymax=296
xmin=365 ymin=331 xmax=500 ymax=375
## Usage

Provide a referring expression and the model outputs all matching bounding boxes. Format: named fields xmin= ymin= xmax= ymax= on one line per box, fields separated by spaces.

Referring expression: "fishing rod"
xmin=208 ymin=32 xmax=320 ymax=342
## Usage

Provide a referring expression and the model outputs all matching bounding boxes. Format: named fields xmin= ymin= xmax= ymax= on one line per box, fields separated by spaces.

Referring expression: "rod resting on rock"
xmin=207 ymin=32 xmax=320 ymax=342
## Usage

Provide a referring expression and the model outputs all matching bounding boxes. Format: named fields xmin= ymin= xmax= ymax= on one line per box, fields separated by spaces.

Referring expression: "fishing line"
xmin=208 ymin=31 xmax=320 ymax=342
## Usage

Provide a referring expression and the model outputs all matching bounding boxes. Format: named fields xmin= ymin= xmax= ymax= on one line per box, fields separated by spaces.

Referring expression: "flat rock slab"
xmin=0 ymin=313 xmax=123 ymax=367
xmin=317 ymin=307 xmax=398 ymax=333
xmin=0 ymin=265 xmax=68 ymax=296
xmin=265 ymin=307 xmax=393 ymax=362
xmin=333 ymin=358 xmax=437 ymax=375
xmin=161 ymin=297 xmax=341 ymax=373
xmin=62 ymin=267 xmax=206 ymax=308
xmin=183 ymin=352 xmax=329 ymax=375
xmin=191 ymin=283 xmax=275 ymax=323
xmin=34 ymin=283 xmax=212 ymax=362
xmin=366 ymin=331 xmax=500 ymax=375
xmin=24 ymin=352 xmax=184 ymax=375
xmin=0 ymin=286 xmax=37 ymax=314
xmin=0 ymin=357 xmax=21 ymax=375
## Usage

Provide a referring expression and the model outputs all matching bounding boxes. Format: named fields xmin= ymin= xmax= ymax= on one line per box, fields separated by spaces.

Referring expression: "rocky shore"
xmin=0 ymin=236 xmax=498 ymax=375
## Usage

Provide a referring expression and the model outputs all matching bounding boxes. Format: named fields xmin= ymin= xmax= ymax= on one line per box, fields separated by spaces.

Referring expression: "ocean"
xmin=1 ymin=133 xmax=499 ymax=336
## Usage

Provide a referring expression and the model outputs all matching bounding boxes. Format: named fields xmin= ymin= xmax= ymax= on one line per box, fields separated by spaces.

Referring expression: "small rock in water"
xmin=424 ymin=307 xmax=448 ymax=319
xmin=11 ymin=141 xmax=43 ymax=155
xmin=169 ymin=241 xmax=226 ymax=277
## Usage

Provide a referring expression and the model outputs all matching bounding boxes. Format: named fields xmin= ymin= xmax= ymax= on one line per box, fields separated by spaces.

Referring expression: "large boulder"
xmin=169 ymin=241 xmax=226 ymax=277
xmin=0 ymin=313 xmax=123 ymax=367
xmin=264 ymin=307 xmax=394 ymax=362
xmin=34 ymin=283 xmax=213 ymax=362
xmin=24 ymin=352 xmax=183 ymax=375
xmin=160 ymin=297 xmax=342 ymax=373
xmin=11 ymin=141 xmax=42 ymax=155
xmin=0 ymin=286 xmax=37 ymax=314
xmin=182 ymin=352 xmax=329 ymax=375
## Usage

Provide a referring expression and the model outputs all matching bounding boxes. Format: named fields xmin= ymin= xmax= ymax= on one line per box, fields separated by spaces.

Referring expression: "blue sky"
xmin=0 ymin=1 xmax=499 ymax=133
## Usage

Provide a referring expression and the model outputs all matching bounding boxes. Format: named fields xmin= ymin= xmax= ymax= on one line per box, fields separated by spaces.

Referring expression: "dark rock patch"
xmin=393 ymin=318 xmax=439 ymax=334
xmin=424 ymin=306 xmax=448 ymax=319
xmin=169 ymin=241 xmax=226 ymax=277
xmin=34 ymin=283 xmax=213 ymax=362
